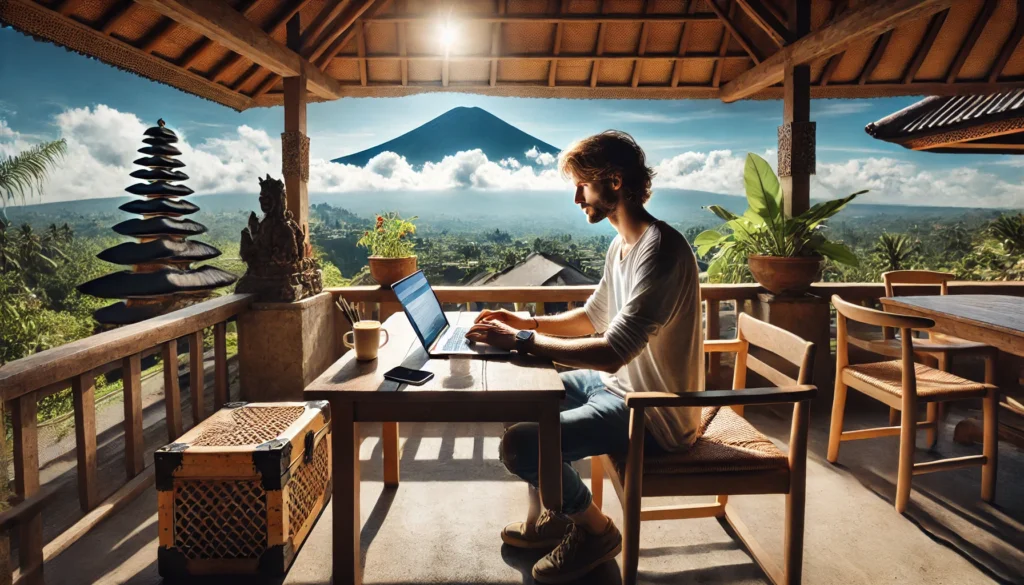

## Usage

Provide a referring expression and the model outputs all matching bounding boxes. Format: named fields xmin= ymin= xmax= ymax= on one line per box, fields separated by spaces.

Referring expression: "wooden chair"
xmin=591 ymin=313 xmax=816 ymax=585
xmin=853 ymin=270 xmax=997 ymax=447
xmin=828 ymin=295 xmax=998 ymax=514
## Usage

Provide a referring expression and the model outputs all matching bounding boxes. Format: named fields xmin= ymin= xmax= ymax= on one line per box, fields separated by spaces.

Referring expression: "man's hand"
xmin=465 ymin=319 xmax=519 ymax=350
xmin=474 ymin=308 xmax=534 ymax=330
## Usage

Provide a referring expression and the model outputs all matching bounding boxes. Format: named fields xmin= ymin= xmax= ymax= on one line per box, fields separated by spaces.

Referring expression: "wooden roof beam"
xmin=858 ymin=29 xmax=892 ymax=84
xmin=134 ymin=0 xmax=343 ymax=99
xmin=397 ymin=0 xmax=407 ymax=86
xmin=902 ymin=8 xmax=946 ymax=83
xmin=179 ymin=0 xmax=263 ymax=72
xmin=99 ymin=0 xmax=138 ymax=35
xmin=988 ymin=7 xmax=1024 ymax=82
xmin=735 ymin=0 xmax=794 ymax=47
xmin=306 ymin=0 xmax=379 ymax=64
xmin=490 ymin=0 xmax=507 ymax=87
xmin=713 ymin=1 xmax=738 ymax=87
xmin=366 ymin=14 xmax=718 ymax=24
xmin=721 ymin=0 xmax=954 ymax=103
xmin=213 ymin=0 xmax=315 ymax=84
xmin=706 ymin=0 xmax=763 ymax=64
xmin=315 ymin=0 xmax=392 ymax=71
xmin=591 ymin=0 xmax=608 ymax=88
xmin=0 ymin=0 xmax=253 ymax=110
xmin=139 ymin=18 xmax=178 ymax=53
xmin=631 ymin=0 xmax=655 ymax=88
xmin=946 ymin=0 xmax=997 ymax=83
xmin=548 ymin=0 xmax=569 ymax=87
xmin=671 ymin=0 xmax=696 ymax=88
xmin=301 ymin=0 xmax=351 ymax=52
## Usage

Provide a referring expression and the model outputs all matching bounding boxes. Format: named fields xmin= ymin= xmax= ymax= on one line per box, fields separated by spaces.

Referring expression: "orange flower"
xmin=375 ymin=216 xmax=384 ymax=229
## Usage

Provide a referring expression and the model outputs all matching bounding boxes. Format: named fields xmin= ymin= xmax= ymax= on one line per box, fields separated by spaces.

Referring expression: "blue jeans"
xmin=499 ymin=369 xmax=657 ymax=515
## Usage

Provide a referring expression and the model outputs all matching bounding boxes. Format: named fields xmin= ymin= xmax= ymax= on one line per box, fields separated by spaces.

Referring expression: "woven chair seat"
xmin=843 ymin=361 xmax=990 ymax=401
xmin=612 ymin=407 xmax=788 ymax=477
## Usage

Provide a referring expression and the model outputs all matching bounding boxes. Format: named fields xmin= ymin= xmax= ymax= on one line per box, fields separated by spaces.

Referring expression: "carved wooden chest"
xmin=155 ymin=401 xmax=331 ymax=577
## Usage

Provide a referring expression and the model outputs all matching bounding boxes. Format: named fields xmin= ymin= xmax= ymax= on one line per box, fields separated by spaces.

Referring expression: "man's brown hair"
xmin=558 ymin=130 xmax=655 ymax=205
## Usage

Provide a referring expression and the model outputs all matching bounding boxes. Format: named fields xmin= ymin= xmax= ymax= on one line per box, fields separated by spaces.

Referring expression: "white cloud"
xmin=525 ymin=146 xmax=556 ymax=166
xmin=2 ymin=105 xmax=1022 ymax=208
xmin=604 ymin=109 xmax=730 ymax=124
xmin=816 ymin=102 xmax=874 ymax=117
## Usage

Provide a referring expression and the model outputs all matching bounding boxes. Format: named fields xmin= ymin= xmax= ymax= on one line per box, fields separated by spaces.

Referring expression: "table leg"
xmin=332 ymin=400 xmax=361 ymax=585
xmin=382 ymin=422 xmax=400 ymax=487
xmin=537 ymin=400 xmax=562 ymax=513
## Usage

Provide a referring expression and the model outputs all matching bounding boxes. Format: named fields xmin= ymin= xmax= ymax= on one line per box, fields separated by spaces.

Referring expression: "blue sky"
xmin=2 ymin=26 xmax=1023 ymax=208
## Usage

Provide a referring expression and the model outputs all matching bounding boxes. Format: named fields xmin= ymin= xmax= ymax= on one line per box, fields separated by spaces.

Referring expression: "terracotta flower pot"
xmin=747 ymin=255 xmax=823 ymax=294
xmin=368 ymin=256 xmax=417 ymax=287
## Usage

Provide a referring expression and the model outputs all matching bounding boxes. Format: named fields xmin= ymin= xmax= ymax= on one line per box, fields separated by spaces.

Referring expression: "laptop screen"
xmin=392 ymin=271 xmax=449 ymax=349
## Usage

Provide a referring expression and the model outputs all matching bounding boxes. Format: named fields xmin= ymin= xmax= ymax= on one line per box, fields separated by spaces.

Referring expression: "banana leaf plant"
xmin=694 ymin=153 xmax=867 ymax=281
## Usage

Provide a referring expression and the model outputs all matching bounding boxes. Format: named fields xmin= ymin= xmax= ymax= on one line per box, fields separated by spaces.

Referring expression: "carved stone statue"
xmin=236 ymin=175 xmax=322 ymax=302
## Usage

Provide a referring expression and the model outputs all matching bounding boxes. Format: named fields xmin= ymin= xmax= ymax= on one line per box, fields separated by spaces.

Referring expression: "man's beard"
xmin=582 ymin=183 xmax=618 ymax=224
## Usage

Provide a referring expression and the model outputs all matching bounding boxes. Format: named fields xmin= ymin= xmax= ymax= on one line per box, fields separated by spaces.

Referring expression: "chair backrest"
xmin=734 ymin=313 xmax=815 ymax=390
xmin=883 ymin=270 xmax=956 ymax=297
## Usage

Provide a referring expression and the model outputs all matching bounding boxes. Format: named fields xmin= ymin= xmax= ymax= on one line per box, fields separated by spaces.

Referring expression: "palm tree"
xmin=0 ymin=223 xmax=20 ymax=274
xmin=0 ymin=139 xmax=67 ymax=219
xmin=990 ymin=213 xmax=1024 ymax=254
xmin=873 ymin=233 xmax=918 ymax=272
xmin=16 ymin=224 xmax=55 ymax=271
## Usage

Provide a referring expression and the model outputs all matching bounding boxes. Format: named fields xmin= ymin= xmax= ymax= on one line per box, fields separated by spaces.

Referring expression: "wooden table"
xmin=879 ymin=295 xmax=1024 ymax=358
xmin=305 ymin=311 xmax=566 ymax=585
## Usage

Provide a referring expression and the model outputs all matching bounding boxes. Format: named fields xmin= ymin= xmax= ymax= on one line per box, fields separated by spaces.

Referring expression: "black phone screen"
xmin=383 ymin=366 xmax=435 ymax=385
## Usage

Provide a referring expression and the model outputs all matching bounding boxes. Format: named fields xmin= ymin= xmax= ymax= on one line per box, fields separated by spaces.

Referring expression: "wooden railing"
xmin=0 ymin=293 xmax=253 ymax=585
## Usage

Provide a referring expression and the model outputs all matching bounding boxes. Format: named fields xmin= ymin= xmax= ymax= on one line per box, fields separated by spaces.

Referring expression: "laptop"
xmin=392 ymin=270 xmax=512 ymax=357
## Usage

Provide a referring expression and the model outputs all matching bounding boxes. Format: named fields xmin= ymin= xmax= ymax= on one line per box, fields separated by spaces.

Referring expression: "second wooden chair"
xmin=828 ymin=295 xmax=998 ymax=514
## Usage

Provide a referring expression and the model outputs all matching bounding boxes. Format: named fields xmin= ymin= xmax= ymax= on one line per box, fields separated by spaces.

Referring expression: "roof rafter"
xmin=858 ymin=29 xmax=892 ymax=84
xmin=306 ymin=0 xmax=379 ymax=64
xmin=671 ymin=0 xmax=696 ymax=88
xmin=315 ymin=0 xmax=392 ymax=70
xmin=212 ymin=0 xmax=315 ymax=84
xmin=735 ymin=0 xmax=794 ymax=46
xmin=631 ymin=0 xmax=655 ymax=88
xmin=133 ymin=0 xmax=343 ymax=98
xmin=490 ymin=0 xmax=507 ymax=87
xmin=548 ymin=0 xmax=569 ymax=87
xmin=713 ymin=1 xmax=739 ymax=87
xmin=988 ymin=9 xmax=1024 ymax=82
xmin=722 ymin=0 xmax=954 ymax=103
xmin=946 ymin=0 xmax=997 ymax=83
xmin=902 ymin=8 xmax=947 ymax=84
xmin=98 ymin=0 xmax=137 ymax=35
xmin=301 ymin=0 xmax=350 ymax=52
xmin=178 ymin=0 xmax=264 ymax=71
xmin=706 ymin=0 xmax=763 ymax=64
xmin=590 ymin=0 xmax=608 ymax=87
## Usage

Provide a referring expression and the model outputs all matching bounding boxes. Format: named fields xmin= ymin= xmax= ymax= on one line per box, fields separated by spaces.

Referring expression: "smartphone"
xmin=383 ymin=366 xmax=435 ymax=386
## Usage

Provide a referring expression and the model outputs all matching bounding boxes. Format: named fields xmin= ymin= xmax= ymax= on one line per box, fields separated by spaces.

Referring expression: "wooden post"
xmin=123 ymin=353 xmax=145 ymax=478
xmin=72 ymin=373 xmax=99 ymax=512
xmin=162 ymin=340 xmax=184 ymax=441
xmin=12 ymin=395 xmax=43 ymax=585
xmin=189 ymin=330 xmax=204 ymax=425
xmin=284 ymin=13 xmax=310 ymax=245
xmin=779 ymin=0 xmax=812 ymax=218
xmin=213 ymin=321 xmax=228 ymax=409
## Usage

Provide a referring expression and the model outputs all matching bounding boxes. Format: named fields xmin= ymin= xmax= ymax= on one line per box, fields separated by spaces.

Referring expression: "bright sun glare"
xmin=439 ymin=21 xmax=457 ymax=52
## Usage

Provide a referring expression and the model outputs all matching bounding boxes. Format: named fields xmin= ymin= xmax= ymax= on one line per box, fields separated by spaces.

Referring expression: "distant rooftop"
xmin=469 ymin=252 xmax=597 ymax=287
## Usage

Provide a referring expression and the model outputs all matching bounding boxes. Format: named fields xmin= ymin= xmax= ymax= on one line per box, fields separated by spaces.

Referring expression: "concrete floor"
xmin=42 ymin=396 xmax=1023 ymax=585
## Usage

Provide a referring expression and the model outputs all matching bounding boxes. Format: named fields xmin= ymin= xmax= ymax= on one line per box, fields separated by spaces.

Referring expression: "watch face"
xmin=516 ymin=330 xmax=532 ymax=341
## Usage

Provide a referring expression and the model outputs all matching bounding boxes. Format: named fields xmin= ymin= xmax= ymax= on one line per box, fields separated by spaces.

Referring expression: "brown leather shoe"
xmin=500 ymin=510 xmax=572 ymax=550
xmin=531 ymin=520 xmax=622 ymax=584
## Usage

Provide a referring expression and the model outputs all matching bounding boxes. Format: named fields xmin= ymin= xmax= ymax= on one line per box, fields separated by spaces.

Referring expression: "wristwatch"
xmin=515 ymin=329 xmax=535 ymax=354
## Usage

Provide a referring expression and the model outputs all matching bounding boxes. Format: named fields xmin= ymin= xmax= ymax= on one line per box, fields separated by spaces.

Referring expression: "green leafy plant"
xmin=0 ymin=139 xmax=67 ymax=215
xmin=873 ymin=233 xmax=919 ymax=272
xmin=694 ymin=153 xmax=866 ymax=281
xmin=357 ymin=212 xmax=418 ymax=258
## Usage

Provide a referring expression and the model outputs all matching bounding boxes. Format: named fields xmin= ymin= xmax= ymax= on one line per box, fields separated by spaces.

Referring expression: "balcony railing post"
xmin=706 ymin=299 xmax=721 ymax=386
xmin=11 ymin=394 xmax=43 ymax=584
xmin=122 ymin=353 xmax=144 ymax=479
xmin=213 ymin=322 xmax=228 ymax=410
xmin=71 ymin=372 xmax=99 ymax=512
xmin=189 ymin=331 xmax=205 ymax=425
xmin=162 ymin=341 xmax=183 ymax=441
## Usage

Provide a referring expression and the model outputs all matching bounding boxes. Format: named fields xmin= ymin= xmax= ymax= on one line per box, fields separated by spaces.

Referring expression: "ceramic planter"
xmin=747 ymin=255 xmax=823 ymax=294
xmin=368 ymin=256 xmax=417 ymax=287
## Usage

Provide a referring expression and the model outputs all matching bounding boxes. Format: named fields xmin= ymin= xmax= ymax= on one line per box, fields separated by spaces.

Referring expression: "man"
xmin=465 ymin=130 xmax=704 ymax=583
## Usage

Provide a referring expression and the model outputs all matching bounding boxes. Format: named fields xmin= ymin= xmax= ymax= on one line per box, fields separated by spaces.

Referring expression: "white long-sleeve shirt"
xmin=583 ymin=220 xmax=704 ymax=451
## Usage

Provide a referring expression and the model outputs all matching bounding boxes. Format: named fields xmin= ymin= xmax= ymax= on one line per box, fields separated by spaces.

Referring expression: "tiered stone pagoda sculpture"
xmin=236 ymin=175 xmax=322 ymax=302
xmin=79 ymin=119 xmax=236 ymax=325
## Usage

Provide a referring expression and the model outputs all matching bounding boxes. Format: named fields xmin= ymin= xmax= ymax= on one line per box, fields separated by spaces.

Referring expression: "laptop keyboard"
xmin=442 ymin=327 xmax=471 ymax=352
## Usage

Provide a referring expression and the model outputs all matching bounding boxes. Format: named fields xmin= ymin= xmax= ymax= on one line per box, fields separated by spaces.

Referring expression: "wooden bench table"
xmin=305 ymin=311 xmax=565 ymax=585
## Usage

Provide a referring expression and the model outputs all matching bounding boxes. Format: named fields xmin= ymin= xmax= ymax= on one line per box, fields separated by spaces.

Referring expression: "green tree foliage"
xmin=0 ymin=139 xmax=67 ymax=214
xmin=872 ymin=233 xmax=920 ymax=272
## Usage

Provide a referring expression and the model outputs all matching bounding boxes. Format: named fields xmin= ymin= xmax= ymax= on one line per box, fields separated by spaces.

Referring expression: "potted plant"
xmin=695 ymin=153 xmax=866 ymax=294
xmin=358 ymin=212 xmax=418 ymax=286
